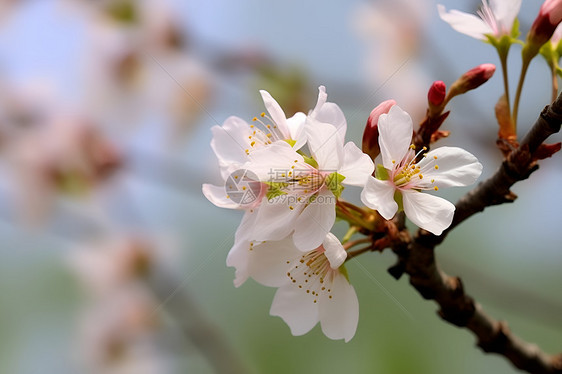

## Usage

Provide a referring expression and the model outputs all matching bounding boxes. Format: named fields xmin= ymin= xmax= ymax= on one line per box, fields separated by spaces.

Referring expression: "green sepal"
xmin=510 ymin=18 xmax=520 ymax=40
xmin=325 ymin=172 xmax=346 ymax=198
xmin=339 ymin=263 xmax=350 ymax=282
xmin=302 ymin=155 xmax=318 ymax=168
xmin=284 ymin=139 xmax=296 ymax=147
xmin=265 ymin=182 xmax=288 ymax=200
xmin=539 ymin=42 xmax=558 ymax=66
xmin=556 ymin=40 xmax=562 ymax=57
xmin=486 ymin=34 xmax=519 ymax=58
xmin=296 ymin=150 xmax=319 ymax=168
xmin=393 ymin=190 xmax=404 ymax=212
xmin=375 ymin=164 xmax=389 ymax=180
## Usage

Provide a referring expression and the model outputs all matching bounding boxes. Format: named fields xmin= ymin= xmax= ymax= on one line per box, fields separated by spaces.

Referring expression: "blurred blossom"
xmin=0 ymin=80 xmax=58 ymax=139
xmin=3 ymin=110 xmax=121 ymax=224
xmin=353 ymin=0 xmax=432 ymax=119
xmin=77 ymin=0 xmax=213 ymax=144
xmin=69 ymin=237 xmax=157 ymax=296
xmin=70 ymin=236 xmax=181 ymax=374
xmin=77 ymin=286 xmax=172 ymax=374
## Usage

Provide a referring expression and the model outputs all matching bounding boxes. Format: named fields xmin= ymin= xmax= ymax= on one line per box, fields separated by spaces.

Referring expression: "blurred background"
xmin=0 ymin=0 xmax=560 ymax=373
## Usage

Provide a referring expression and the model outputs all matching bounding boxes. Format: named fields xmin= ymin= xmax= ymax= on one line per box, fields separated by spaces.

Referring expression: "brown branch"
xmin=388 ymin=94 xmax=562 ymax=373
xmin=397 ymin=234 xmax=562 ymax=374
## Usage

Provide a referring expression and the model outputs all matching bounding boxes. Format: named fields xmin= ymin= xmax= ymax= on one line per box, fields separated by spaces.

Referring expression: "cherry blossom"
xmin=229 ymin=233 xmax=358 ymax=342
xmin=242 ymin=117 xmax=373 ymax=250
xmin=437 ymin=0 xmax=522 ymax=41
xmin=202 ymin=87 xmax=312 ymax=210
xmin=361 ymin=105 xmax=482 ymax=235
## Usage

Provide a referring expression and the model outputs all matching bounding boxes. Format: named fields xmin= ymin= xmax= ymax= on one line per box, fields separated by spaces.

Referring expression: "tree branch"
xmin=389 ymin=94 xmax=562 ymax=373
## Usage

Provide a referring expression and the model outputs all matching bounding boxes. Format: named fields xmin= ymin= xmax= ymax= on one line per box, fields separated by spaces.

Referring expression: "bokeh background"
xmin=0 ymin=0 xmax=560 ymax=373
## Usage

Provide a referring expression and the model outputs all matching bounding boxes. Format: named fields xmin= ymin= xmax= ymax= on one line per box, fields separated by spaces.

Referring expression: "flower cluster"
xmin=204 ymin=86 xmax=372 ymax=341
xmin=204 ymin=87 xmax=483 ymax=341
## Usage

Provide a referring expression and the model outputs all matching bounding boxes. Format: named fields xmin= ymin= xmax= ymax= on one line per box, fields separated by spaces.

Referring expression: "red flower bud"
xmin=428 ymin=81 xmax=446 ymax=107
xmin=362 ymin=99 xmax=396 ymax=161
xmin=447 ymin=64 xmax=496 ymax=100
xmin=525 ymin=0 xmax=562 ymax=58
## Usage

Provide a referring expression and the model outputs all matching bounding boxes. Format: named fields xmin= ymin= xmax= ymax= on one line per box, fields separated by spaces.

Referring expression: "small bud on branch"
xmin=446 ymin=64 xmax=496 ymax=103
xmin=362 ymin=99 xmax=396 ymax=161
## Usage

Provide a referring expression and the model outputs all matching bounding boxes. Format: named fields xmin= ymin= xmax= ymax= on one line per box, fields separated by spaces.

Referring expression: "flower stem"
xmin=341 ymin=226 xmax=359 ymax=244
xmin=335 ymin=200 xmax=374 ymax=231
xmin=512 ymin=56 xmax=532 ymax=129
xmin=343 ymin=237 xmax=372 ymax=251
xmin=551 ymin=65 xmax=559 ymax=102
xmin=346 ymin=245 xmax=373 ymax=260
xmin=498 ymin=49 xmax=512 ymax=118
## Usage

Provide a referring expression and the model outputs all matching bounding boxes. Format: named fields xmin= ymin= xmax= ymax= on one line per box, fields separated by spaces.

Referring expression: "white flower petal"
xmin=270 ymin=285 xmax=319 ymax=336
xmin=305 ymin=118 xmax=343 ymax=170
xmin=210 ymin=116 xmax=252 ymax=177
xmin=250 ymin=198 xmax=305 ymax=242
xmin=245 ymin=142 xmax=307 ymax=181
xmin=202 ymin=183 xmax=239 ymax=209
xmin=322 ymin=233 xmax=347 ymax=269
xmin=338 ymin=142 xmax=375 ymax=187
xmin=234 ymin=210 xmax=258 ymax=242
xmin=260 ymin=90 xmax=290 ymax=139
xmin=286 ymin=112 xmax=307 ymax=149
xmin=319 ymin=273 xmax=359 ymax=342
xmin=226 ymin=239 xmax=251 ymax=287
xmin=491 ymin=0 xmax=521 ymax=32
xmin=361 ymin=177 xmax=398 ymax=220
xmin=246 ymin=237 xmax=300 ymax=287
xmin=421 ymin=146 xmax=482 ymax=188
xmin=293 ymin=188 xmax=336 ymax=251
xmin=228 ymin=211 xmax=262 ymax=287
xmin=310 ymin=86 xmax=347 ymax=143
xmin=437 ymin=4 xmax=493 ymax=40
xmin=402 ymin=190 xmax=455 ymax=235
xmin=378 ymin=105 xmax=413 ymax=171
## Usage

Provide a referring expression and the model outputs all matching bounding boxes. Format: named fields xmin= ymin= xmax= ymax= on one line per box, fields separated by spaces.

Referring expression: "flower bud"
xmin=427 ymin=81 xmax=446 ymax=118
xmin=447 ymin=64 xmax=496 ymax=100
xmin=362 ymin=99 xmax=396 ymax=161
xmin=525 ymin=0 xmax=562 ymax=59
xmin=428 ymin=81 xmax=446 ymax=107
